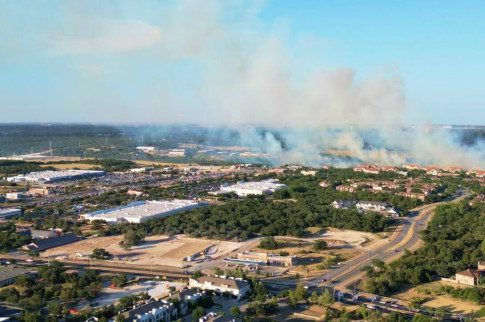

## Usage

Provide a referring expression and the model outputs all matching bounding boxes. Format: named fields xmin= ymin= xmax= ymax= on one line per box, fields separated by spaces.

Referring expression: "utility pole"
xmin=49 ymin=140 xmax=52 ymax=156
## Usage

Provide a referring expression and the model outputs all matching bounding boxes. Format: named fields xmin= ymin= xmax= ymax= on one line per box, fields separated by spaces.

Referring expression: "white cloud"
xmin=44 ymin=19 xmax=160 ymax=55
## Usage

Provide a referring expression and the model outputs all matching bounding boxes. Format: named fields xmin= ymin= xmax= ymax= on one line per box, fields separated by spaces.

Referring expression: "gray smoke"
xmin=8 ymin=0 xmax=482 ymax=168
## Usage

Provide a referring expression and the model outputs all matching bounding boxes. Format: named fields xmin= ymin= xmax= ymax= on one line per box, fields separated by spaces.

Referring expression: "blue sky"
xmin=0 ymin=0 xmax=484 ymax=125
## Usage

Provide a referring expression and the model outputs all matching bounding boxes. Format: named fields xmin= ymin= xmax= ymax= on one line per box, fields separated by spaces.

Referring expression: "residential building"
xmin=127 ymin=189 xmax=144 ymax=197
xmin=331 ymin=200 xmax=356 ymax=210
xmin=353 ymin=165 xmax=380 ymax=174
xmin=356 ymin=201 xmax=399 ymax=218
xmin=189 ymin=276 xmax=250 ymax=300
xmin=22 ymin=233 xmax=81 ymax=252
xmin=0 ymin=266 xmax=30 ymax=287
xmin=118 ymin=300 xmax=178 ymax=322
xmin=455 ymin=262 xmax=485 ymax=286
xmin=398 ymin=192 xmax=426 ymax=201
xmin=455 ymin=269 xmax=482 ymax=286
xmin=301 ymin=170 xmax=317 ymax=176
xmin=335 ymin=185 xmax=356 ymax=193
xmin=0 ymin=208 xmax=21 ymax=220
xmin=318 ymin=181 xmax=330 ymax=188
xmin=356 ymin=201 xmax=389 ymax=212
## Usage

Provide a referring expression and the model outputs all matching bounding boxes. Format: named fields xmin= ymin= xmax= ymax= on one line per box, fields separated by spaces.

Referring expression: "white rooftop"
xmin=7 ymin=170 xmax=105 ymax=183
xmin=216 ymin=179 xmax=287 ymax=196
xmin=82 ymin=200 xmax=201 ymax=223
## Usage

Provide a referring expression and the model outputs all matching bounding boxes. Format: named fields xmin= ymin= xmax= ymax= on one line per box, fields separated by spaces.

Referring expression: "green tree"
xmin=192 ymin=306 xmax=205 ymax=321
xmin=259 ymin=236 xmax=279 ymax=250
xmin=312 ymin=239 xmax=327 ymax=251
xmin=318 ymin=289 xmax=334 ymax=307
xmin=230 ymin=306 xmax=241 ymax=317
xmin=91 ymin=248 xmax=112 ymax=259
xmin=111 ymin=274 xmax=127 ymax=288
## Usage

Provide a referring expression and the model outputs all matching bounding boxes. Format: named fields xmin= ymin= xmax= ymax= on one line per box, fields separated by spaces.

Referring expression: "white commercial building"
xmin=0 ymin=208 xmax=21 ymax=220
xmin=189 ymin=276 xmax=250 ymax=300
xmin=80 ymin=200 xmax=203 ymax=224
xmin=6 ymin=170 xmax=105 ymax=183
xmin=212 ymin=179 xmax=287 ymax=197
xmin=5 ymin=192 xmax=29 ymax=201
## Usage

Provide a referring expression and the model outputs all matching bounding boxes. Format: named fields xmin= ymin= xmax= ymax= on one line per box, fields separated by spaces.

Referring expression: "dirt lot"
xmin=41 ymin=235 xmax=242 ymax=268
xmin=395 ymin=281 xmax=484 ymax=315
xmin=320 ymin=227 xmax=378 ymax=246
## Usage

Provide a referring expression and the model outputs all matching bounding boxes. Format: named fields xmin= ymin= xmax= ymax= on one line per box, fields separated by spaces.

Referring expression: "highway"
xmin=262 ymin=191 xmax=468 ymax=320
xmin=304 ymin=191 xmax=469 ymax=290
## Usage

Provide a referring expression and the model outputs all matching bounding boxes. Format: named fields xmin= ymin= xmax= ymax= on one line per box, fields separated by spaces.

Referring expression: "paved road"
xmin=310 ymin=191 xmax=469 ymax=290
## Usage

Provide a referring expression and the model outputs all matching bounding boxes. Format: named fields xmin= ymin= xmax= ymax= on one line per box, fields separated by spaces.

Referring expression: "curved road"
xmin=305 ymin=191 xmax=468 ymax=290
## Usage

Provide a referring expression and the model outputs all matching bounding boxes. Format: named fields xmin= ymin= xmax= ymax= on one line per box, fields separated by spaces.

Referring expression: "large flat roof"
xmin=82 ymin=200 xmax=201 ymax=223
xmin=220 ymin=179 xmax=286 ymax=192
xmin=7 ymin=170 xmax=105 ymax=182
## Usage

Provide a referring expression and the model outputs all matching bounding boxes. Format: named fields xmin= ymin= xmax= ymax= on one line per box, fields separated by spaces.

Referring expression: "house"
xmin=0 ymin=266 xmax=31 ymax=287
xmin=398 ymin=192 xmax=426 ymax=201
xmin=127 ymin=189 xmax=144 ymax=197
xmin=30 ymin=229 xmax=57 ymax=240
xmin=356 ymin=201 xmax=389 ymax=212
xmin=117 ymin=299 xmax=178 ymax=322
xmin=22 ymin=233 xmax=81 ymax=252
xmin=335 ymin=185 xmax=356 ymax=193
xmin=331 ymin=200 xmax=356 ymax=210
xmin=189 ymin=276 xmax=250 ymax=300
xmin=169 ymin=289 xmax=204 ymax=316
xmin=356 ymin=201 xmax=400 ymax=218
xmin=455 ymin=269 xmax=482 ymax=286
xmin=353 ymin=165 xmax=380 ymax=174
xmin=454 ymin=262 xmax=485 ymax=286
xmin=301 ymin=170 xmax=317 ymax=176
xmin=318 ymin=181 xmax=330 ymax=188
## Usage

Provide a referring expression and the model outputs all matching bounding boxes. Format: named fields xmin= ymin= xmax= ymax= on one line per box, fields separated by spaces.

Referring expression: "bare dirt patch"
xmin=41 ymin=235 xmax=242 ymax=268
xmin=395 ymin=281 xmax=484 ymax=315
xmin=321 ymin=228 xmax=378 ymax=246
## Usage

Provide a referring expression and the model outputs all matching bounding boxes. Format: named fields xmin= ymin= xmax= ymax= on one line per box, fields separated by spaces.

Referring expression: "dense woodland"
xmin=0 ymin=160 xmax=54 ymax=176
xmin=101 ymin=168 xmax=483 ymax=242
xmin=366 ymin=201 xmax=485 ymax=296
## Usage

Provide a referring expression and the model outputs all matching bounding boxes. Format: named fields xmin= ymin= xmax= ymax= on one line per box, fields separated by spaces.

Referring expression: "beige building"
xmin=28 ymin=187 xmax=54 ymax=196
xmin=336 ymin=185 xmax=356 ymax=193
xmin=455 ymin=268 xmax=482 ymax=286
xmin=237 ymin=251 xmax=296 ymax=266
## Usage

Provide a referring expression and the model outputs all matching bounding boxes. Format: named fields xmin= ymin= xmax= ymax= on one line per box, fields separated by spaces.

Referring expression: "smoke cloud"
xmin=2 ymin=0 xmax=483 ymax=168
